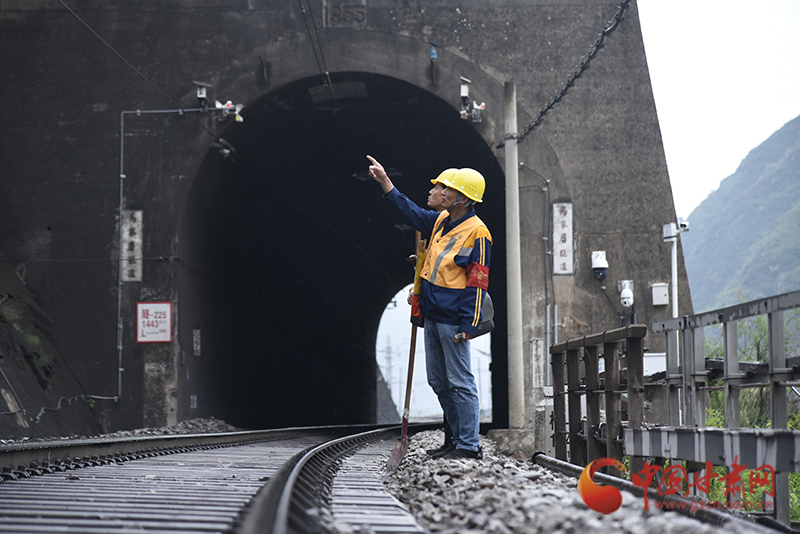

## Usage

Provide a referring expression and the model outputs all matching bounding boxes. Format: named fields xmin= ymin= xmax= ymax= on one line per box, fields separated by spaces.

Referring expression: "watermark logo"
xmin=578 ymin=456 xmax=776 ymax=514
xmin=577 ymin=458 xmax=628 ymax=514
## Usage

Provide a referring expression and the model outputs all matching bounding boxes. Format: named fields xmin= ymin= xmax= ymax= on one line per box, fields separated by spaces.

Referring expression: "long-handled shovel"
xmin=385 ymin=320 xmax=417 ymax=474
xmin=386 ymin=232 xmax=425 ymax=474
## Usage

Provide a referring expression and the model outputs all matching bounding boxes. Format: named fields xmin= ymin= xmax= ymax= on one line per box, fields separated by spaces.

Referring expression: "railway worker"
xmin=407 ymin=171 xmax=454 ymax=457
xmin=367 ymin=155 xmax=491 ymax=460
xmin=407 ymin=171 xmax=451 ymax=310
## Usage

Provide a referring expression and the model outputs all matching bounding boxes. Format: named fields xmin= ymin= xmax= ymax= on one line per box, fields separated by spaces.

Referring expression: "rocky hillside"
xmin=681 ymin=114 xmax=800 ymax=312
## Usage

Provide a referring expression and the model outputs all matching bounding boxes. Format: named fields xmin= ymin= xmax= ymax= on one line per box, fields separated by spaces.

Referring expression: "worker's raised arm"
xmin=367 ymin=155 xmax=394 ymax=195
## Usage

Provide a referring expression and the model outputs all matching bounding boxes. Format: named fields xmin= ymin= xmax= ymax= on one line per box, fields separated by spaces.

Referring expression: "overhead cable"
xmin=298 ymin=0 xmax=336 ymax=102
xmin=514 ymin=0 xmax=632 ymax=145
xmin=56 ymin=0 xmax=222 ymax=142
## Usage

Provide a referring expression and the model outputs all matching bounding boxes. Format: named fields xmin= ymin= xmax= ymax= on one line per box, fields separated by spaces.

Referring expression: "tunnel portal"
xmin=178 ymin=72 xmax=508 ymax=430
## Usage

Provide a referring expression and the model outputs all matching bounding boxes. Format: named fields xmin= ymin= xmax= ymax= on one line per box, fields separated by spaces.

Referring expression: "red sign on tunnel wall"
xmin=136 ymin=302 xmax=172 ymax=343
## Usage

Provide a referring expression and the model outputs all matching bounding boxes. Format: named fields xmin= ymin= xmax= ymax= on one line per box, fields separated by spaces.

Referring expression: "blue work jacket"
xmin=385 ymin=188 xmax=492 ymax=334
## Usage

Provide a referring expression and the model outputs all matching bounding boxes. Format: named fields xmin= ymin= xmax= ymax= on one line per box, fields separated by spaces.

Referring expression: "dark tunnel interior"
xmin=178 ymin=72 xmax=508 ymax=430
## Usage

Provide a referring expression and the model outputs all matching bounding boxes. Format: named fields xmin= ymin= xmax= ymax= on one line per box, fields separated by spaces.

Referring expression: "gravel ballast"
xmin=381 ymin=430 xmax=767 ymax=534
xmin=0 ymin=417 xmax=243 ymax=445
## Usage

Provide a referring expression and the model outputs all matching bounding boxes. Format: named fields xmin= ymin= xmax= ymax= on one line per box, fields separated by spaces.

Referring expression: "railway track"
xmin=0 ymin=424 xmax=432 ymax=534
xmin=2 ymin=425 xmax=792 ymax=534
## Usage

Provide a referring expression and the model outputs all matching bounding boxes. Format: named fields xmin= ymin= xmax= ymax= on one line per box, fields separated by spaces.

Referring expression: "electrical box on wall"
xmin=652 ymin=283 xmax=669 ymax=306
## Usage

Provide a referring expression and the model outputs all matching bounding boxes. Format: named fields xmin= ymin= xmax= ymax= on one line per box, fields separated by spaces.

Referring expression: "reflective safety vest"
xmin=420 ymin=211 xmax=492 ymax=289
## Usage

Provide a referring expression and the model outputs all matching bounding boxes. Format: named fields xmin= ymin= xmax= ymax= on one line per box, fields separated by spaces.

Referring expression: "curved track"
xmin=0 ymin=425 xmax=430 ymax=534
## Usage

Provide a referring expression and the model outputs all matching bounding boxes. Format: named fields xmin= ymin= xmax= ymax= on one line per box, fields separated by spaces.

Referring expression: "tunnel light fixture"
xmin=215 ymin=100 xmax=245 ymax=122
xmin=459 ymin=78 xmax=485 ymax=123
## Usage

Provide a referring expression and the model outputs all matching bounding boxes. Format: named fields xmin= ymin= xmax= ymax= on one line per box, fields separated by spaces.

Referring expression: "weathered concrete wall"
xmin=0 ymin=246 xmax=100 ymax=438
xmin=0 ymin=0 xmax=691 ymax=439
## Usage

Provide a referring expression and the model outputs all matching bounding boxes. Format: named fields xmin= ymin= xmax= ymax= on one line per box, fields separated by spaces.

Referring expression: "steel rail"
xmin=0 ymin=424 xmax=391 ymax=481
xmin=239 ymin=422 xmax=438 ymax=534
xmin=1 ymin=422 xmax=437 ymax=533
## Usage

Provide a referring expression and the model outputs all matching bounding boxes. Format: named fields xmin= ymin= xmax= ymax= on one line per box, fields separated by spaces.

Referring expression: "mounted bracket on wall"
xmin=459 ymin=77 xmax=485 ymax=122
xmin=428 ymin=42 xmax=439 ymax=84
xmin=115 ymin=84 xmax=245 ymax=399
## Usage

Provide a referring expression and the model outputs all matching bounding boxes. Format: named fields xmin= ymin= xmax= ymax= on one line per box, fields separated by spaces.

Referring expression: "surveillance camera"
xmin=591 ymin=251 xmax=608 ymax=281
xmin=618 ymin=280 xmax=634 ymax=307
xmin=620 ymin=287 xmax=634 ymax=308
xmin=679 ymin=219 xmax=689 ymax=232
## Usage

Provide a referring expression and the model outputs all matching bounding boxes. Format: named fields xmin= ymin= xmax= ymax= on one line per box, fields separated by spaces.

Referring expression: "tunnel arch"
xmin=177 ymin=71 xmax=508 ymax=430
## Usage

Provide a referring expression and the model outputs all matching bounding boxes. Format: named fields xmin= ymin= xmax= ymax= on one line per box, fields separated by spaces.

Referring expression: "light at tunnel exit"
xmin=377 ymin=284 xmax=493 ymax=421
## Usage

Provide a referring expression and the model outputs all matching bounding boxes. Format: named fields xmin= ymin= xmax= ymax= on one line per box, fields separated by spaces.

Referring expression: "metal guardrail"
xmin=641 ymin=289 xmax=800 ymax=527
xmin=549 ymin=325 xmax=647 ymax=474
xmin=549 ymin=297 xmax=800 ymax=528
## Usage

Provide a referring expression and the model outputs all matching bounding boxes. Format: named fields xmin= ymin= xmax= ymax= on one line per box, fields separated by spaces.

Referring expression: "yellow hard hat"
xmin=440 ymin=167 xmax=485 ymax=203
xmin=431 ymin=168 xmax=458 ymax=187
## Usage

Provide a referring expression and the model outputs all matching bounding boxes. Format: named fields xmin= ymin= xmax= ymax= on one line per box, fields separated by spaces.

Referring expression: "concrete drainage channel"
xmin=0 ymin=425 xmax=431 ymax=534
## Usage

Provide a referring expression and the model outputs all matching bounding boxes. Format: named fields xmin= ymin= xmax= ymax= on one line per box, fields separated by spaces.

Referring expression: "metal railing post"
xmin=681 ymin=327 xmax=696 ymax=427
xmin=567 ymin=346 xmax=585 ymax=466
xmin=768 ymin=310 xmax=789 ymax=525
xmin=604 ymin=339 xmax=623 ymax=463
xmin=666 ymin=329 xmax=682 ymax=426
xmin=551 ymin=348 xmax=567 ymax=461
xmin=723 ymin=320 xmax=741 ymax=428
xmin=626 ymin=330 xmax=644 ymax=475
xmin=681 ymin=326 xmax=706 ymax=427
xmin=584 ymin=344 xmax=604 ymax=464
xmin=693 ymin=327 xmax=706 ymax=426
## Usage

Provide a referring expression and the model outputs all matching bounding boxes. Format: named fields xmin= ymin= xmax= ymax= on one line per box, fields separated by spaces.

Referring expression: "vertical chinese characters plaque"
xmin=121 ymin=210 xmax=143 ymax=282
xmin=552 ymin=202 xmax=574 ymax=275
xmin=137 ymin=302 xmax=172 ymax=343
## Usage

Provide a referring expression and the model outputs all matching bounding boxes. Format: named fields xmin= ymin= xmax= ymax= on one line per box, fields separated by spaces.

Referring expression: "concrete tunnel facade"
xmin=179 ymin=72 xmax=509 ymax=430
xmin=0 ymin=1 xmax=692 ymax=443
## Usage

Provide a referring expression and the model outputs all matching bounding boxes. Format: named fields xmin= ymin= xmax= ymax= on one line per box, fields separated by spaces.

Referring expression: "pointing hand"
xmin=366 ymin=155 xmax=394 ymax=194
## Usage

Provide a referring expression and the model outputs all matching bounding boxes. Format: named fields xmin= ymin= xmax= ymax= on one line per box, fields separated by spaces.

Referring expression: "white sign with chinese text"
xmin=553 ymin=202 xmax=574 ymax=275
xmin=121 ymin=210 xmax=143 ymax=282
xmin=136 ymin=302 xmax=172 ymax=343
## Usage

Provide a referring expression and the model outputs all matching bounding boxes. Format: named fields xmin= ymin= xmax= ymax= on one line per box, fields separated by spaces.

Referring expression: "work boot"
xmin=442 ymin=446 xmax=483 ymax=460
xmin=425 ymin=416 xmax=453 ymax=457
xmin=425 ymin=443 xmax=454 ymax=457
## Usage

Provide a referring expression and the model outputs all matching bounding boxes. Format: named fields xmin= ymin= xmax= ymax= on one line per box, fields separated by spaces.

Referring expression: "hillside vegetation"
xmin=681 ymin=114 xmax=800 ymax=312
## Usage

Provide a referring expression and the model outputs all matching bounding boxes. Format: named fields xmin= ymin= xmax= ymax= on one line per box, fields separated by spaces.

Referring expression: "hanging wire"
xmin=298 ymin=0 xmax=337 ymax=103
xmin=513 ymin=0 xmax=632 ymax=145
xmin=0 ymin=394 xmax=118 ymax=425
xmin=57 ymin=0 xmax=222 ymax=143
xmin=0 ymin=357 xmax=117 ymax=425
xmin=298 ymin=0 xmax=325 ymax=77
